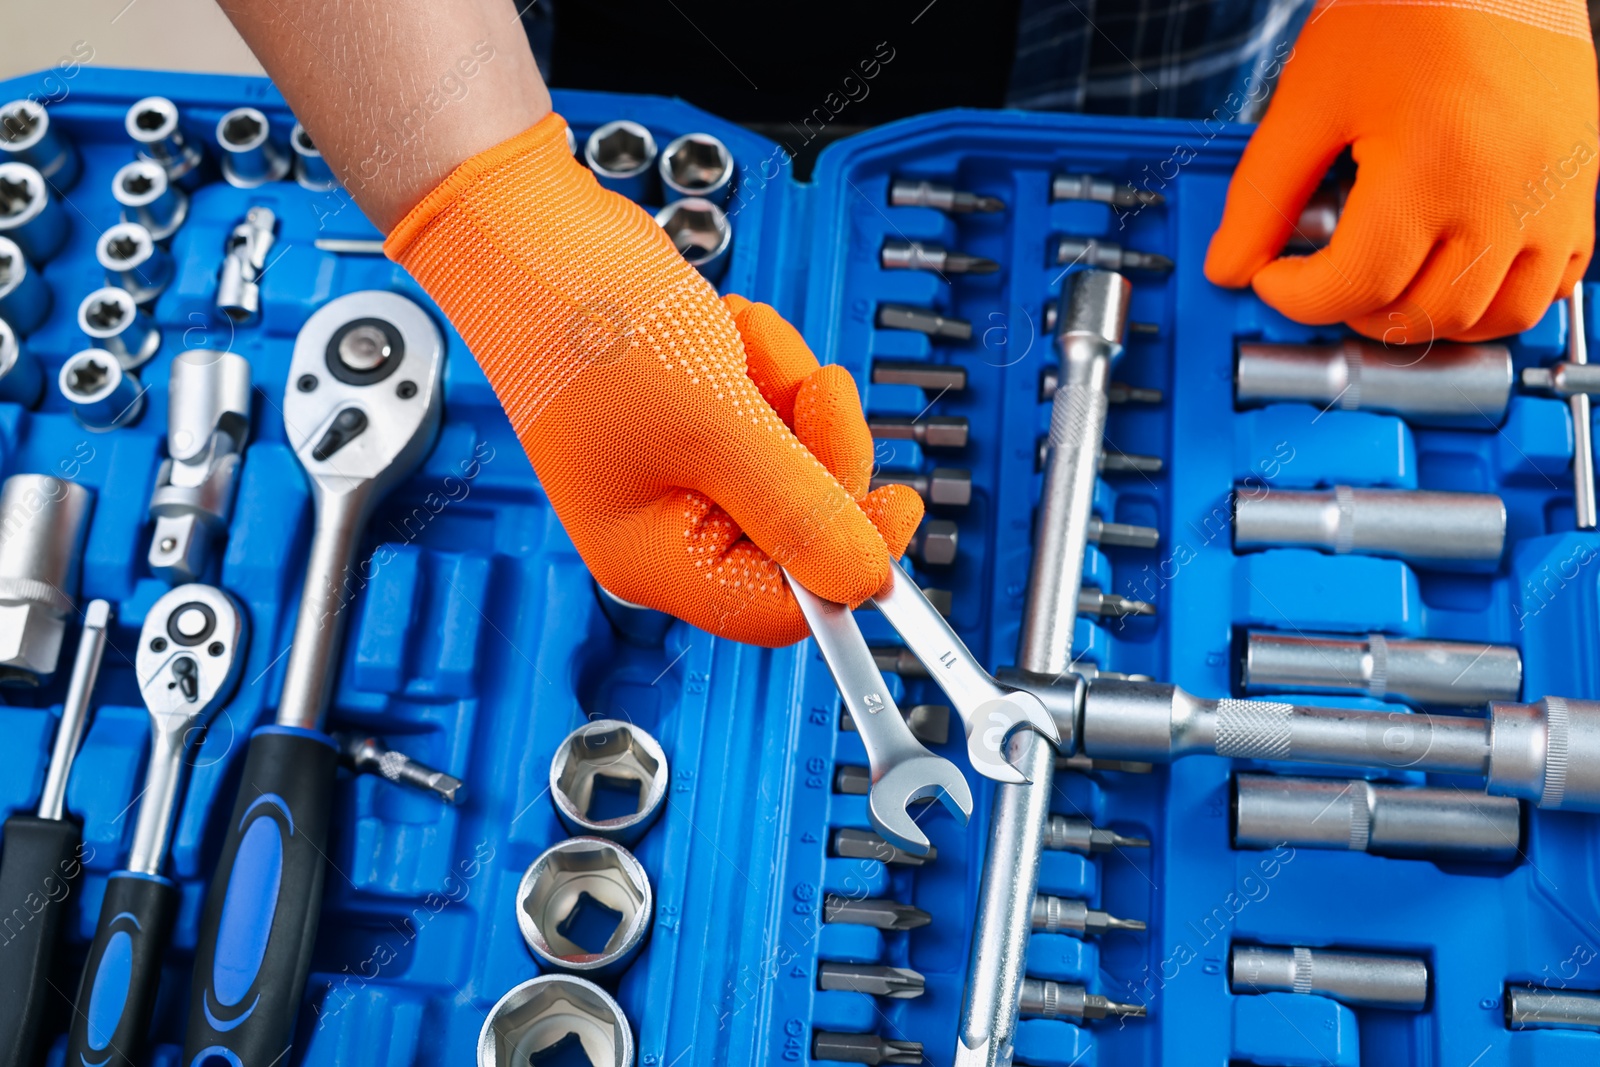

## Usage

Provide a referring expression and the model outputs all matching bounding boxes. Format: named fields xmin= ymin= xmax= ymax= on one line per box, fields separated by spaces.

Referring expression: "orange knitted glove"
xmin=1205 ymin=0 xmax=1598 ymax=343
xmin=385 ymin=114 xmax=923 ymax=647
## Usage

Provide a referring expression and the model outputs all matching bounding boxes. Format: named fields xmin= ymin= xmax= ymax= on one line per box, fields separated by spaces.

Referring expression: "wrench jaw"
xmin=870 ymin=757 xmax=975 ymax=856
xmin=965 ymin=690 xmax=1062 ymax=784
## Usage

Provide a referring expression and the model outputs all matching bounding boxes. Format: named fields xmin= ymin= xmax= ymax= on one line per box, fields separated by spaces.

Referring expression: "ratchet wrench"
xmin=789 ymin=573 xmax=972 ymax=855
xmin=871 ymin=561 xmax=1061 ymax=782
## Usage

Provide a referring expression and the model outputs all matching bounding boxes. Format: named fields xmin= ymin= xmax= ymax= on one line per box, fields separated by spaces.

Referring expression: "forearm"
xmin=216 ymin=0 xmax=551 ymax=232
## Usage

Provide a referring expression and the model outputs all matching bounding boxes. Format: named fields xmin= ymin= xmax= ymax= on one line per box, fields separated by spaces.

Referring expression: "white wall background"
xmin=0 ymin=0 xmax=264 ymax=81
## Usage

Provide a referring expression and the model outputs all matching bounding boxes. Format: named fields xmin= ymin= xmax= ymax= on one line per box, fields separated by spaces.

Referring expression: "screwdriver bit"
xmin=873 ymin=360 xmax=966 ymax=393
xmin=1044 ymin=301 xmax=1161 ymax=335
xmin=824 ymin=893 xmax=933 ymax=931
xmin=818 ymin=962 xmax=926 ymax=999
xmin=833 ymin=827 xmax=935 ymax=866
xmin=1078 ymin=586 xmax=1155 ymax=618
xmin=835 ymin=764 xmax=871 ymax=795
xmin=1044 ymin=814 xmax=1150 ymax=854
xmin=841 ymin=699 xmax=950 ymax=746
xmin=813 ymin=1031 xmax=924 ymax=1065
xmin=1051 ymin=172 xmax=1165 ymax=209
xmin=870 ymin=468 xmax=971 ymax=507
xmin=882 ymin=237 xmax=999 ymax=275
xmin=1058 ymin=753 xmax=1155 ymax=773
xmin=335 ymin=732 xmax=464 ymax=803
xmin=1086 ymin=517 xmax=1160 ymax=549
xmin=877 ymin=303 xmax=973 ymax=342
xmin=1020 ymin=977 xmax=1148 ymax=1020
xmin=1055 ymin=236 xmax=1173 ymax=273
xmin=1039 ymin=367 xmax=1163 ymax=404
xmin=906 ymin=518 xmax=959 ymax=565
xmin=1032 ymin=893 xmax=1146 ymax=936
xmin=890 ymin=178 xmax=1004 ymax=214
xmin=1034 ymin=437 xmax=1164 ymax=474
xmin=869 ymin=414 xmax=969 ymax=449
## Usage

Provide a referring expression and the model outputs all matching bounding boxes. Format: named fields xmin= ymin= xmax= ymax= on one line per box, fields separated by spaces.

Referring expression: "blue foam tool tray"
xmin=0 ymin=66 xmax=1594 ymax=1067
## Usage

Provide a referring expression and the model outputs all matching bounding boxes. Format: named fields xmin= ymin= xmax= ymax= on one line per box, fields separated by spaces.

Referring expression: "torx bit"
xmin=890 ymin=178 xmax=1004 ymax=214
xmin=876 ymin=303 xmax=973 ymax=342
xmin=1040 ymin=366 xmax=1163 ymax=403
xmin=869 ymin=414 xmax=969 ymax=449
xmin=833 ymin=827 xmax=935 ymax=866
xmin=1086 ymin=517 xmax=1160 ymax=549
xmin=824 ymin=894 xmax=934 ymax=931
xmin=1019 ymin=978 xmax=1147 ymax=1020
xmin=1051 ymin=172 xmax=1165 ymax=209
xmin=335 ymin=733 xmax=465 ymax=803
xmin=1055 ymin=236 xmax=1173 ymax=273
xmin=1077 ymin=587 xmax=1155 ymax=617
xmin=1032 ymin=893 xmax=1146 ymax=936
xmin=906 ymin=518 xmax=959 ymax=565
xmin=1044 ymin=814 xmax=1150 ymax=854
xmin=1057 ymin=753 xmax=1154 ymax=773
xmin=835 ymin=764 xmax=871 ymax=795
xmin=841 ymin=698 xmax=950 ymax=746
xmin=873 ymin=360 xmax=966 ymax=393
xmin=812 ymin=1031 xmax=924 ymax=1065
xmin=818 ymin=962 xmax=926 ymax=999
xmin=881 ymin=237 xmax=999 ymax=275
xmin=870 ymin=467 xmax=971 ymax=507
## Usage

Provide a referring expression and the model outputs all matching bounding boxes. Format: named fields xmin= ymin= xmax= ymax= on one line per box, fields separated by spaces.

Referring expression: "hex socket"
xmin=1234 ymin=486 xmax=1505 ymax=569
xmin=290 ymin=122 xmax=337 ymax=190
xmin=1236 ymin=340 xmax=1513 ymax=427
xmin=549 ymin=719 xmax=669 ymax=845
xmin=1231 ymin=945 xmax=1428 ymax=1010
xmin=585 ymin=120 xmax=658 ymax=200
xmin=1233 ymin=773 xmax=1522 ymax=861
xmin=0 ymin=474 xmax=92 ymax=684
xmin=1506 ymin=985 xmax=1600 ymax=1031
xmin=659 ymin=132 xmax=733 ymax=204
xmin=1243 ymin=631 xmax=1522 ymax=707
xmin=215 ymin=106 xmax=289 ymax=187
xmin=654 ymin=198 xmax=731 ymax=282
xmin=478 ymin=975 xmax=634 ymax=1067
xmin=516 ymin=837 xmax=653 ymax=976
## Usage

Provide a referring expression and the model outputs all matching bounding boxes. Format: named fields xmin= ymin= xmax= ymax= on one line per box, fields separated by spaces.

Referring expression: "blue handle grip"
xmin=65 ymin=871 xmax=180 ymax=1067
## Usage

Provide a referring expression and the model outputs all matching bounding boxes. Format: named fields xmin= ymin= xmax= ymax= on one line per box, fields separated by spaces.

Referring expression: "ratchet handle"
xmin=0 ymin=814 xmax=84 ymax=1067
xmin=66 ymin=872 xmax=181 ymax=1067
xmin=184 ymin=727 xmax=338 ymax=1067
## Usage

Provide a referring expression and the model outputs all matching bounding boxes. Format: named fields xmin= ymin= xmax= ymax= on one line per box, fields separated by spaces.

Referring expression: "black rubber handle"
xmin=183 ymin=727 xmax=338 ymax=1067
xmin=65 ymin=871 xmax=181 ymax=1067
xmin=0 ymin=814 xmax=85 ymax=1067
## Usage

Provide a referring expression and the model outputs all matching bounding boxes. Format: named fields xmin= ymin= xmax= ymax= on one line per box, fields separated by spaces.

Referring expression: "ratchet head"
xmin=135 ymin=583 xmax=245 ymax=733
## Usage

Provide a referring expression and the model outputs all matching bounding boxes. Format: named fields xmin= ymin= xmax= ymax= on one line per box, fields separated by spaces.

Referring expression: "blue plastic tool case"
xmin=0 ymin=64 xmax=1596 ymax=1067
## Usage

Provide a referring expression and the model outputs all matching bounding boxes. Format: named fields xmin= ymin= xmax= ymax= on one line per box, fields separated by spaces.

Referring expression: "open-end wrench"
xmin=870 ymin=561 xmax=1060 ymax=782
xmin=789 ymin=574 xmax=972 ymax=855
xmin=68 ymin=585 xmax=245 ymax=1067
xmin=185 ymin=290 xmax=445 ymax=1066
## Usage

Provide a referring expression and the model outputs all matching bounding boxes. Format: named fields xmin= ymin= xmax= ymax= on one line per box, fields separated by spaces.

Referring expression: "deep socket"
xmin=659 ymin=132 xmax=733 ymax=204
xmin=290 ymin=122 xmax=336 ymax=191
xmin=125 ymin=97 xmax=203 ymax=186
xmin=112 ymin=160 xmax=187 ymax=240
xmin=0 ymin=100 xmax=79 ymax=188
xmin=0 ymin=474 xmax=92 ymax=684
xmin=1243 ymin=630 xmax=1522 ymax=707
xmin=654 ymin=198 xmax=732 ymax=282
xmin=1234 ymin=486 xmax=1505 ymax=569
xmin=0 ymin=162 xmax=67 ymax=264
xmin=0 ymin=234 xmax=50 ymax=335
xmin=215 ymin=107 xmax=289 ymax=187
xmin=1231 ymin=945 xmax=1429 ymax=1010
xmin=78 ymin=287 xmax=160 ymax=370
xmin=1506 ymin=986 xmax=1600 ymax=1031
xmin=97 ymin=222 xmax=173 ymax=304
xmin=585 ymin=120 xmax=657 ymax=199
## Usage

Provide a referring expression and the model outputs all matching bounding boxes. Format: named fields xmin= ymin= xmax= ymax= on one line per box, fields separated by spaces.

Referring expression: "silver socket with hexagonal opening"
xmin=653 ymin=197 xmax=731 ymax=283
xmin=584 ymin=120 xmax=657 ymax=200
xmin=550 ymin=719 xmax=669 ymax=844
xmin=215 ymin=106 xmax=289 ymax=188
xmin=0 ymin=474 xmax=91 ymax=685
xmin=659 ymin=132 xmax=733 ymax=205
xmin=517 ymin=836 xmax=653 ymax=977
xmin=477 ymin=974 xmax=634 ymax=1067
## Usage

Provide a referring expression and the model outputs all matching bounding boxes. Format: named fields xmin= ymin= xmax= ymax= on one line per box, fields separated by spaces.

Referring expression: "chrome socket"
xmin=659 ymin=132 xmax=733 ymax=205
xmin=1243 ymin=630 xmax=1522 ymax=707
xmin=654 ymin=198 xmax=732 ymax=282
xmin=1232 ymin=945 xmax=1428 ymax=1011
xmin=216 ymin=206 xmax=278 ymax=324
xmin=290 ymin=121 xmax=337 ymax=191
xmin=0 ymin=474 xmax=92 ymax=684
xmin=0 ymin=162 xmax=67 ymax=263
xmin=0 ymin=99 xmax=79 ymax=189
xmin=516 ymin=837 xmax=653 ymax=976
xmin=1234 ymin=485 xmax=1506 ymax=570
xmin=585 ymin=120 xmax=657 ymax=200
xmin=125 ymin=96 xmax=204 ymax=187
xmin=96 ymin=222 xmax=173 ymax=304
xmin=594 ymin=582 xmax=675 ymax=645
xmin=477 ymin=975 xmax=634 ymax=1067
xmin=60 ymin=348 xmax=145 ymax=431
xmin=1506 ymin=985 xmax=1600 ymax=1032
xmin=549 ymin=719 xmax=669 ymax=845
xmin=0 ymin=234 xmax=50 ymax=335
xmin=215 ymin=107 xmax=289 ymax=188
xmin=78 ymin=287 xmax=161 ymax=370
xmin=112 ymin=159 xmax=188 ymax=241
xmin=0 ymin=317 xmax=42 ymax=407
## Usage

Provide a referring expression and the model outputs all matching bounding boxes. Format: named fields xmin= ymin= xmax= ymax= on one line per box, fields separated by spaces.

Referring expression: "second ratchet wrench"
xmin=871 ymin=562 xmax=1062 ymax=782
xmin=789 ymin=574 xmax=971 ymax=855
xmin=67 ymin=585 xmax=245 ymax=1067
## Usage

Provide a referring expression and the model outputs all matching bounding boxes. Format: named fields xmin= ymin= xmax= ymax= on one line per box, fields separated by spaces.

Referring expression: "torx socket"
xmin=289 ymin=122 xmax=337 ymax=191
xmin=818 ymin=962 xmax=925 ymax=999
xmin=876 ymin=303 xmax=972 ymax=341
xmin=1236 ymin=340 xmax=1513 ymax=427
xmin=0 ymin=317 xmax=41 ymax=407
xmin=78 ymin=287 xmax=160 ymax=370
xmin=889 ymin=178 xmax=1003 ymax=213
xmin=906 ymin=518 xmax=958 ymax=565
xmin=216 ymin=107 xmax=289 ymax=187
xmin=1019 ymin=978 xmax=1147 ymax=1020
xmin=872 ymin=360 xmax=965 ymax=392
xmin=1051 ymin=172 xmax=1164 ymax=208
xmin=1054 ymin=235 xmax=1173 ymax=273
xmin=880 ymin=238 xmax=998 ymax=275
xmin=1233 ymin=774 xmax=1522 ymax=861
xmin=869 ymin=414 xmax=968 ymax=448
xmin=654 ymin=197 xmax=732 ymax=282
xmin=1234 ymin=486 xmax=1506 ymax=569
xmin=1243 ymin=630 xmax=1522 ymax=707
xmin=659 ymin=132 xmax=733 ymax=204
xmin=516 ymin=837 xmax=653 ymax=977
xmin=97 ymin=222 xmax=173 ymax=304
xmin=0 ymin=162 xmax=67 ymax=263
xmin=126 ymin=97 xmax=203 ymax=187
xmin=840 ymin=697 xmax=950 ymax=746
xmin=60 ymin=348 xmax=144 ymax=431
xmin=1232 ymin=945 xmax=1428 ymax=1010
xmin=1032 ymin=893 xmax=1146 ymax=936
xmin=832 ymin=827 xmax=934 ymax=866
xmin=0 ymin=474 xmax=92 ymax=684
xmin=0 ymin=234 xmax=50 ymax=335
xmin=870 ymin=467 xmax=971 ymax=507
xmin=812 ymin=1031 xmax=923 ymax=1066
xmin=0 ymin=100 xmax=79 ymax=189
xmin=585 ymin=120 xmax=657 ymax=200
xmin=1506 ymin=986 xmax=1600 ymax=1032
xmin=112 ymin=159 xmax=187 ymax=241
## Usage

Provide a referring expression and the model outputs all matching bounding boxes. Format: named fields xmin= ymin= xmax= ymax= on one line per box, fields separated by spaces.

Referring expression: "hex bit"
xmin=882 ymin=238 xmax=998 ymax=275
xmin=1040 ymin=366 xmax=1162 ymax=403
xmin=1019 ymin=978 xmax=1148 ymax=1020
xmin=1055 ymin=236 xmax=1173 ymax=273
xmin=870 ymin=467 xmax=971 ymax=507
xmin=1032 ymin=893 xmax=1146 ymax=936
xmin=1086 ymin=517 xmax=1160 ymax=549
xmin=869 ymin=414 xmax=969 ymax=449
xmin=824 ymin=894 xmax=933 ymax=931
xmin=1035 ymin=437 xmax=1163 ymax=474
xmin=833 ymin=827 xmax=935 ymax=866
xmin=818 ymin=962 xmax=926 ymax=999
xmin=1051 ymin=172 xmax=1165 ymax=208
xmin=873 ymin=360 xmax=966 ymax=393
xmin=1043 ymin=815 xmax=1149 ymax=854
xmin=841 ymin=698 xmax=950 ymax=746
xmin=907 ymin=518 xmax=959 ymax=565
xmin=813 ymin=1031 xmax=924 ymax=1065
xmin=877 ymin=303 xmax=973 ymax=341
xmin=890 ymin=178 xmax=1004 ymax=213
xmin=1078 ymin=586 xmax=1155 ymax=617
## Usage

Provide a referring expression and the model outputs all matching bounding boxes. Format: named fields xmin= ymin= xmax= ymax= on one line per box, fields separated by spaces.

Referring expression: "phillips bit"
xmin=1020 ymin=978 xmax=1148 ymax=1020
xmin=1051 ymin=172 xmax=1164 ymax=209
xmin=1078 ymin=586 xmax=1155 ymax=618
xmin=1032 ymin=893 xmax=1146 ymax=936
xmin=1086 ymin=517 xmax=1160 ymax=549
xmin=889 ymin=178 xmax=1004 ymax=214
xmin=1057 ymin=753 xmax=1154 ymax=773
xmin=818 ymin=962 xmax=926 ymax=999
xmin=841 ymin=697 xmax=950 ymax=746
xmin=812 ymin=1031 xmax=924 ymax=1065
xmin=824 ymin=894 xmax=933 ymax=931
xmin=336 ymin=732 xmax=464 ymax=803
xmin=1055 ymin=235 xmax=1173 ymax=273
xmin=835 ymin=764 xmax=871 ymax=795
xmin=1044 ymin=300 xmax=1161 ymax=335
xmin=833 ymin=827 xmax=935 ymax=866
xmin=1044 ymin=814 xmax=1150 ymax=854
xmin=881 ymin=237 xmax=999 ymax=275
xmin=876 ymin=303 xmax=973 ymax=342
xmin=873 ymin=360 xmax=966 ymax=393
xmin=869 ymin=414 xmax=968 ymax=449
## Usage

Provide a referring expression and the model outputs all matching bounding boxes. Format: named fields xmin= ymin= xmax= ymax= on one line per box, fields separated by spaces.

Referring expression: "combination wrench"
xmin=789 ymin=574 xmax=972 ymax=855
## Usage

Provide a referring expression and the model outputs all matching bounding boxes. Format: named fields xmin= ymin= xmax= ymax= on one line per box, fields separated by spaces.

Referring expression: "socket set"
xmin=0 ymin=68 xmax=1596 ymax=1067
